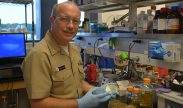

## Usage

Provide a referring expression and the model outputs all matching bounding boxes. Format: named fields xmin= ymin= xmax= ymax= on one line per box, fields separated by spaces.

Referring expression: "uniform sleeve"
xmin=78 ymin=59 xmax=85 ymax=80
xmin=21 ymin=50 xmax=52 ymax=99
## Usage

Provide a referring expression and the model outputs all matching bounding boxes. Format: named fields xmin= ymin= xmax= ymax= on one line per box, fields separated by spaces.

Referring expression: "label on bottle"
xmin=148 ymin=16 xmax=154 ymax=21
xmin=167 ymin=19 xmax=179 ymax=30
xmin=158 ymin=19 xmax=166 ymax=30
xmin=153 ymin=19 xmax=158 ymax=30
xmin=143 ymin=20 xmax=148 ymax=31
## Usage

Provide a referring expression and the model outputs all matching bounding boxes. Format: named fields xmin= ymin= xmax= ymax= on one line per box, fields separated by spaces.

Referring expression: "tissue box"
xmin=162 ymin=42 xmax=181 ymax=62
xmin=148 ymin=41 xmax=164 ymax=60
xmin=148 ymin=41 xmax=181 ymax=62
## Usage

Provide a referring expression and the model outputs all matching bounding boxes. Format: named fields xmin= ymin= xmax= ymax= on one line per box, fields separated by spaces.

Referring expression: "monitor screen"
xmin=0 ymin=33 xmax=26 ymax=59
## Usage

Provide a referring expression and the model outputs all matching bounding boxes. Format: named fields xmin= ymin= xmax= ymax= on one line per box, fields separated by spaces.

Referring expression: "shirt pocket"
xmin=51 ymin=69 xmax=73 ymax=95
xmin=52 ymin=69 xmax=72 ymax=81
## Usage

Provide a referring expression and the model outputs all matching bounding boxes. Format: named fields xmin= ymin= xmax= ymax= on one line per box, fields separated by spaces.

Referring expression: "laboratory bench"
xmin=0 ymin=64 xmax=29 ymax=108
xmin=0 ymin=81 xmax=25 ymax=92
xmin=157 ymin=91 xmax=183 ymax=108
xmin=0 ymin=80 xmax=29 ymax=108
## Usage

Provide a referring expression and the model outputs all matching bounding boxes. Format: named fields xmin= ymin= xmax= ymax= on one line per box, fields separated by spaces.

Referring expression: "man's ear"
xmin=49 ymin=16 xmax=55 ymax=25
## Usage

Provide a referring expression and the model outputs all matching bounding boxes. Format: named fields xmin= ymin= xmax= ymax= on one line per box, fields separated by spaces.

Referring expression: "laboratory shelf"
xmin=78 ymin=0 xmax=182 ymax=12
xmin=76 ymin=32 xmax=183 ymax=40
xmin=76 ymin=32 xmax=135 ymax=37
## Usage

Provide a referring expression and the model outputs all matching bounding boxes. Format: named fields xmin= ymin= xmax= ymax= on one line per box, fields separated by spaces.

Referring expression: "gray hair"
xmin=50 ymin=1 xmax=80 ymax=17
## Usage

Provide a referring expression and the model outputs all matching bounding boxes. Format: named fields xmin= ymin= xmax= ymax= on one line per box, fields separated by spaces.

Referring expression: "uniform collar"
xmin=45 ymin=31 xmax=69 ymax=56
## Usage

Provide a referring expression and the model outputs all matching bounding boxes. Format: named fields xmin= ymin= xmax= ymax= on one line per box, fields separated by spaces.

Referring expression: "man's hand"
xmin=78 ymin=87 xmax=111 ymax=108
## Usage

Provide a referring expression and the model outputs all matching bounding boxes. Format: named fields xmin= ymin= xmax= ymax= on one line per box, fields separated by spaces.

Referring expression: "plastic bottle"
xmin=137 ymin=11 xmax=147 ymax=34
xmin=151 ymin=5 xmax=157 ymax=15
xmin=131 ymin=87 xmax=141 ymax=108
xmin=158 ymin=8 xmax=167 ymax=34
xmin=140 ymin=65 xmax=148 ymax=79
xmin=164 ymin=75 xmax=170 ymax=88
xmin=146 ymin=9 xmax=154 ymax=33
xmin=179 ymin=8 xmax=183 ymax=33
xmin=161 ymin=74 xmax=166 ymax=86
xmin=153 ymin=10 xmax=160 ymax=34
xmin=146 ymin=66 xmax=154 ymax=78
xmin=126 ymin=86 xmax=133 ymax=104
xmin=152 ymin=72 xmax=160 ymax=89
xmin=158 ymin=77 xmax=163 ymax=85
xmin=140 ymin=78 xmax=153 ymax=108
xmin=142 ymin=12 xmax=148 ymax=33
xmin=82 ymin=18 xmax=89 ymax=32
xmin=86 ymin=64 xmax=97 ymax=83
xmin=89 ymin=23 xmax=97 ymax=33
xmin=152 ymin=72 xmax=159 ymax=83
xmin=167 ymin=6 xmax=181 ymax=34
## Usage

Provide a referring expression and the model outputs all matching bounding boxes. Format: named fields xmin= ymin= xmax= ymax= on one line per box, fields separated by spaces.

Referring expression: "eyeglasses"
xmin=55 ymin=16 xmax=81 ymax=26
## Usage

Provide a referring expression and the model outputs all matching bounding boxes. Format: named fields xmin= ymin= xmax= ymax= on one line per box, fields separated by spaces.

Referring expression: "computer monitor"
xmin=0 ymin=33 xmax=26 ymax=62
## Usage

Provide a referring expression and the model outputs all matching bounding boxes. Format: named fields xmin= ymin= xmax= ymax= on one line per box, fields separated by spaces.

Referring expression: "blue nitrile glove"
xmin=92 ymin=86 xmax=106 ymax=94
xmin=152 ymin=46 xmax=165 ymax=59
xmin=93 ymin=85 xmax=118 ymax=99
xmin=92 ymin=86 xmax=117 ymax=98
xmin=110 ymin=92 xmax=118 ymax=98
xmin=78 ymin=87 xmax=111 ymax=108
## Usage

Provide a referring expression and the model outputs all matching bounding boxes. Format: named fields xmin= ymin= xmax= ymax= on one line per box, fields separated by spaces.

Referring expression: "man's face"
xmin=50 ymin=4 xmax=80 ymax=45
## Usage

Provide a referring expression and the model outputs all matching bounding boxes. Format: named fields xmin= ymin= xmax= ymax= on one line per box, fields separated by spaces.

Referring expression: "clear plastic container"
xmin=137 ymin=11 xmax=147 ymax=34
xmin=140 ymin=78 xmax=153 ymax=108
xmin=126 ymin=86 xmax=133 ymax=104
xmin=130 ymin=87 xmax=141 ymax=108
xmin=146 ymin=9 xmax=154 ymax=33
xmin=103 ymin=83 xmax=119 ymax=95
